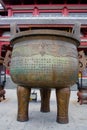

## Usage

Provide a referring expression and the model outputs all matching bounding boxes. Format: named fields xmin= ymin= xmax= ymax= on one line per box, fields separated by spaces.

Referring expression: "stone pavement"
xmin=0 ymin=89 xmax=87 ymax=130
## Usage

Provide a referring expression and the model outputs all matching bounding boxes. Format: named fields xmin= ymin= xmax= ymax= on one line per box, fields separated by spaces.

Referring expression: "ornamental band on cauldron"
xmin=9 ymin=24 xmax=80 ymax=124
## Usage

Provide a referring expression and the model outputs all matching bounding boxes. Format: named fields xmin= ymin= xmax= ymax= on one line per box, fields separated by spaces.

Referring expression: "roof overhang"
xmin=0 ymin=16 xmax=87 ymax=26
xmin=0 ymin=0 xmax=6 ymax=10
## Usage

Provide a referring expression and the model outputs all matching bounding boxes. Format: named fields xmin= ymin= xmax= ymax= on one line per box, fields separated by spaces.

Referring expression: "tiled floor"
xmin=0 ymin=89 xmax=87 ymax=130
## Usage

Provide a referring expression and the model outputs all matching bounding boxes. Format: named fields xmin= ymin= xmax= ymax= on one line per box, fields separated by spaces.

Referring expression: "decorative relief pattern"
xmin=12 ymin=40 xmax=77 ymax=58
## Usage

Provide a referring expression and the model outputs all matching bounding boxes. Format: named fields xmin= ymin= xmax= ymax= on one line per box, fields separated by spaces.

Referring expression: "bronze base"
xmin=57 ymin=116 xmax=69 ymax=124
xmin=56 ymin=88 xmax=70 ymax=124
xmin=17 ymin=86 xmax=31 ymax=122
xmin=17 ymin=86 xmax=70 ymax=124
xmin=40 ymin=88 xmax=51 ymax=112
xmin=17 ymin=116 xmax=29 ymax=122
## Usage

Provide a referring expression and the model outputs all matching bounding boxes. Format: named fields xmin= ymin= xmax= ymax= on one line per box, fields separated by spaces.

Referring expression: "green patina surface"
xmin=10 ymin=54 xmax=78 ymax=84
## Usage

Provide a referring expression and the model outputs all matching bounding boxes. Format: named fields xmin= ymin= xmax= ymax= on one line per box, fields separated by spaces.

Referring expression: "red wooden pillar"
xmin=33 ymin=7 xmax=39 ymax=16
xmin=62 ymin=7 xmax=68 ymax=16
xmin=8 ymin=8 xmax=13 ymax=17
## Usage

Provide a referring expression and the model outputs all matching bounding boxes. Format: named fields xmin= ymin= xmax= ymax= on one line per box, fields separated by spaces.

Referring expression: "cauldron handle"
xmin=10 ymin=23 xmax=20 ymax=36
xmin=72 ymin=22 xmax=81 ymax=39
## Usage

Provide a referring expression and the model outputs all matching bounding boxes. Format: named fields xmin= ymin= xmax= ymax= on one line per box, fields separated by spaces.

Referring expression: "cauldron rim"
xmin=10 ymin=29 xmax=80 ymax=46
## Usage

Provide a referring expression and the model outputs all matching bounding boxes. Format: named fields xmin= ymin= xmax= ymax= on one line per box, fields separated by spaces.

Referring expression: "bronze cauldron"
xmin=10 ymin=24 xmax=80 ymax=124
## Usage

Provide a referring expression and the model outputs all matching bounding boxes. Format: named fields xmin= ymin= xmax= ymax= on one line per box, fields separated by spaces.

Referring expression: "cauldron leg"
xmin=17 ymin=86 xmax=31 ymax=122
xmin=40 ymin=88 xmax=51 ymax=112
xmin=56 ymin=88 xmax=70 ymax=124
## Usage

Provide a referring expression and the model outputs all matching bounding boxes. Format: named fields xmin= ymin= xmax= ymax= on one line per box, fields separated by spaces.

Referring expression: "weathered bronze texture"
xmin=40 ymin=88 xmax=51 ymax=112
xmin=17 ymin=86 xmax=31 ymax=122
xmin=10 ymin=30 xmax=79 ymax=88
xmin=77 ymin=88 xmax=87 ymax=105
xmin=10 ymin=25 xmax=80 ymax=124
xmin=56 ymin=88 xmax=70 ymax=124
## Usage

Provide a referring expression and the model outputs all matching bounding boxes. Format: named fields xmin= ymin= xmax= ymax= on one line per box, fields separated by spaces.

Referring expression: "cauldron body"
xmin=10 ymin=29 xmax=80 ymax=124
xmin=10 ymin=30 xmax=79 ymax=88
